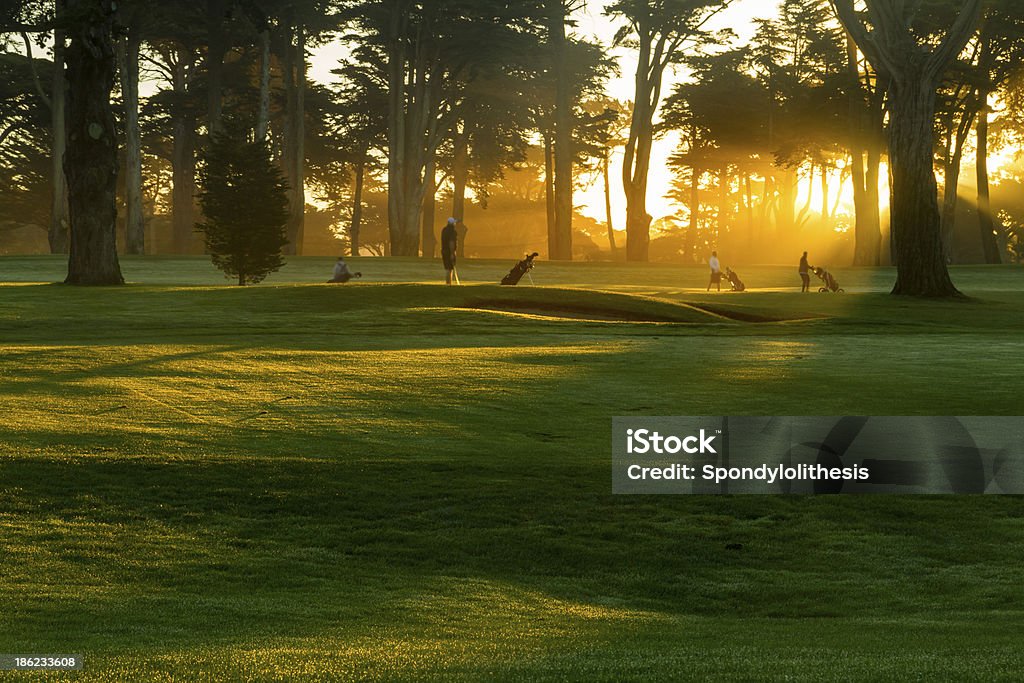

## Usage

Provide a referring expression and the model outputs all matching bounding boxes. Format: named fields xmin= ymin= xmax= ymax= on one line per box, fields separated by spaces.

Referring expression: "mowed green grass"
xmin=1 ymin=256 xmax=1024 ymax=681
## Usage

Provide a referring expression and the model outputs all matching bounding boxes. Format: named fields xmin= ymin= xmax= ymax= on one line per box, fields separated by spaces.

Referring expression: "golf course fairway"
xmin=1 ymin=256 xmax=1022 ymax=681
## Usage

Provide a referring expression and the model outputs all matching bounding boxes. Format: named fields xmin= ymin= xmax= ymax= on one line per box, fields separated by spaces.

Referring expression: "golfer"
xmin=328 ymin=256 xmax=361 ymax=284
xmin=442 ymin=218 xmax=459 ymax=285
xmin=799 ymin=251 xmax=811 ymax=292
xmin=707 ymin=251 xmax=722 ymax=292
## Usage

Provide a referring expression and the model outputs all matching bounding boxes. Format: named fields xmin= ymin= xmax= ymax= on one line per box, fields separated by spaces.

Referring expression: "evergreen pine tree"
xmin=197 ymin=129 xmax=290 ymax=286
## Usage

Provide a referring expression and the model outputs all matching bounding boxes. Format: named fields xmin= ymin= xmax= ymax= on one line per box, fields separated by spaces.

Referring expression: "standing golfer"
xmin=799 ymin=251 xmax=811 ymax=292
xmin=707 ymin=251 xmax=722 ymax=292
xmin=442 ymin=217 xmax=459 ymax=285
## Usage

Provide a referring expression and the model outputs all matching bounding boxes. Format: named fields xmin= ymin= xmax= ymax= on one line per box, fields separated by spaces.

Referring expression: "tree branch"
xmin=0 ymin=122 xmax=26 ymax=146
xmin=925 ymin=0 xmax=984 ymax=85
xmin=1 ymin=20 xmax=53 ymax=32
xmin=831 ymin=0 xmax=898 ymax=80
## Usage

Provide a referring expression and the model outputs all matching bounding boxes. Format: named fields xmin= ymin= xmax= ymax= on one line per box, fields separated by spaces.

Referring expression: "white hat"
xmin=448 ymin=217 xmax=456 ymax=225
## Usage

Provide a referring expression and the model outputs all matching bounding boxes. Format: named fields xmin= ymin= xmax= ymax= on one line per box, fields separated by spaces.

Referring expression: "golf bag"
xmin=813 ymin=267 xmax=843 ymax=293
xmin=501 ymin=252 xmax=539 ymax=286
xmin=725 ymin=267 xmax=746 ymax=292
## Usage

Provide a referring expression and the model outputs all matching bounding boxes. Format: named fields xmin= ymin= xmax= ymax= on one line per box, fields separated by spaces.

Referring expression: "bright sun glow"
xmin=308 ymin=0 xmax=776 ymax=229
xmin=304 ymin=0 xmax=981 ymax=238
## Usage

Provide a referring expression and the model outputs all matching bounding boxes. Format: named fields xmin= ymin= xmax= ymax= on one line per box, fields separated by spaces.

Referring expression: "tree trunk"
xmin=940 ymin=148 xmax=964 ymax=263
xmin=63 ymin=0 xmax=123 ymax=285
xmin=171 ymin=55 xmax=196 ymax=254
xmin=206 ymin=0 xmax=226 ymax=134
xmin=623 ymin=121 xmax=652 ymax=262
xmin=717 ymin=170 xmax=729 ymax=239
xmin=887 ymin=156 xmax=896 ymax=265
xmin=603 ymin=150 xmax=616 ymax=253
xmin=421 ymin=158 xmax=437 ymax=258
xmin=797 ymin=164 xmax=813 ymax=228
xmin=544 ymin=132 xmax=556 ymax=257
xmin=683 ymin=167 xmax=700 ymax=263
xmin=744 ymin=173 xmax=754 ymax=252
xmin=255 ymin=28 xmax=271 ymax=143
xmin=850 ymin=148 xmax=878 ymax=266
xmin=386 ymin=8 xmax=407 ymax=257
xmin=118 ymin=30 xmax=144 ymax=255
xmin=384 ymin=3 xmax=428 ymax=257
xmin=865 ymin=102 xmax=884 ymax=259
xmin=283 ymin=22 xmax=306 ymax=255
xmin=861 ymin=140 xmax=884 ymax=266
xmin=940 ymin=105 xmax=976 ymax=263
xmin=820 ymin=166 xmax=829 ymax=220
xmin=847 ymin=34 xmax=882 ymax=267
xmin=549 ymin=5 xmax=572 ymax=261
xmin=777 ymin=169 xmax=797 ymax=235
xmin=887 ymin=77 xmax=960 ymax=296
xmin=758 ymin=175 xmax=773 ymax=236
xmin=350 ymin=157 xmax=365 ymax=257
xmin=452 ymin=123 xmax=468 ymax=222
xmin=976 ymin=97 xmax=1001 ymax=264
xmin=49 ymin=12 xmax=69 ymax=254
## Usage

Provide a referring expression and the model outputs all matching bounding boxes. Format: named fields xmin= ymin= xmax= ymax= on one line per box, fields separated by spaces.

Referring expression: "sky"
xmin=309 ymin=0 xmax=777 ymax=228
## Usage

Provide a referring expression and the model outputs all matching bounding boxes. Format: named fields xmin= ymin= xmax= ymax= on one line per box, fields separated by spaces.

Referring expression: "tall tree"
xmin=346 ymin=0 xmax=537 ymax=257
xmin=935 ymin=50 xmax=979 ymax=264
xmin=447 ymin=62 xmax=532 ymax=220
xmin=607 ymin=0 xmax=731 ymax=262
xmin=751 ymin=0 xmax=848 ymax=249
xmin=206 ymin=0 xmax=227 ymax=134
xmin=281 ymin=7 xmax=306 ymax=255
xmin=143 ymin=0 xmax=206 ymax=254
xmin=544 ymin=0 xmax=584 ymax=260
xmin=50 ymin=2 xmax=69 ymax=254
xmin=118 ymin=0 xmax=148 ymax=255
xmin=246 ymin=1 xmax=272 ymax=142
xmin=328 ymin=51 xmax=388 ymax=257
xmin=63 ymin=0 xmax=123 ymax=284
xmin=0 ymin=45 xmax=53 ymax=235
xmin=373 ymin=0 xmax=445 ymax=256
xmin=523 ymin=34 xmax=613 ymax=259
xmin=8 ymin=0 xmax=71 ymax=253
xmin=582 ymin=98 xmax=630 ymax=254
xmin=663 ymin=49 xmax=768 ymax=262
xmin=150 ymin=40 xmax=202 ymax=254
xmin=832 ymin=0 xmax=982 ymax=296
xmin=846 ymin=31 xmax=885 ymax=266
xmin=973 ymin=1 xmax=1024 ymax=264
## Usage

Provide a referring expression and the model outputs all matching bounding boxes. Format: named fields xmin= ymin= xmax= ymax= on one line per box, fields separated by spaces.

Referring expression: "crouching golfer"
xmin=442 ymin=217 xmax=459 ymax=285
xmin=328 ymin=256 xmax=361 ymax=284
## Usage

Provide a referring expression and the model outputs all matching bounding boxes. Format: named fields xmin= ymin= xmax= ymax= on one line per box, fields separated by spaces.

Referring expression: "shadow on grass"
xmin=1 ymin=272 xmax=1024 ymax=675
xmin=2 ymin=444 xmax=1024 ymax=655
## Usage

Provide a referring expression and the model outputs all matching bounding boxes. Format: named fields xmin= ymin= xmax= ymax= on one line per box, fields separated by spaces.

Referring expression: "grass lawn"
xmin=1 ymin=255 xmax=1023 ymax=681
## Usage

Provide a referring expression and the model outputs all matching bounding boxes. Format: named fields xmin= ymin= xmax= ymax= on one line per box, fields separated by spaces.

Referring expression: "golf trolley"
xmin=813 ymin=267 xmax=844 ymax=293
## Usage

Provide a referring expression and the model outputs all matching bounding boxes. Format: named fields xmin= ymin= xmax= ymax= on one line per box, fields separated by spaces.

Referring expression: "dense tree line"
xmin=2 ymin=0 xmax=1024 ymax=295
